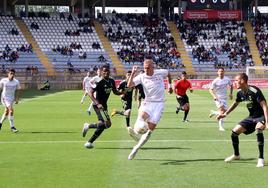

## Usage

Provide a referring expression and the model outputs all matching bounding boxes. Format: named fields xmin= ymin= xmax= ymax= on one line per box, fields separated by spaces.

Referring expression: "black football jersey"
xmin=118 ymin=80 xmax=133 ymax=101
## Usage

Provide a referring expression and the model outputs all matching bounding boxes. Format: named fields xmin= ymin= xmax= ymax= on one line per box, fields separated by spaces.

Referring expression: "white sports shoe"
xmin=127 ymin=127 xmax=140 ymax=142
xmin=256 ymin=158 xmax=265 ymax=168
xmin=84 ymin=141 xmax=94 ymax=149
xmin=209 ymin=110 xmax=215 ymax=118
xmin=224 ymin=154 xmax=240 ymax=162
xmin=82 ymin=123 xmax=90 ymax=137
xmin=219 ymin=127 xmax=225 ymax=131
xmin=128 ymin=145 xmax=139 ymax=160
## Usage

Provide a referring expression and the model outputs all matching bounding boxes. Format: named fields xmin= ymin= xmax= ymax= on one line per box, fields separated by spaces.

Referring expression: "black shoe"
xmin=11 ymin=127 xmax=18 ymax=133
xmin=176 ymin=108 xmax=180 ymax=114
xmin=0 ymin=123 xmax=2 ymax=130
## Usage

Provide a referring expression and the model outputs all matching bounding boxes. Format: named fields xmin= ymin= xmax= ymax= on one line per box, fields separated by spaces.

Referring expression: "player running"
xmin=209 ymin=67 xmax=233 ymax=131
xmin=0 ymin=69 xmax=21 ymax=133
xmin=81 ymin=65 xmax=123 ymax=149
xmin=80 ymin=71 xmax=92 ymax=104
xmin=111 ymin=71 xmax=133 ymax=127
xmin=127 ymin=59 xmax=173 ymax=160
xmin=174 ymin=71 xmax=193 ymax=122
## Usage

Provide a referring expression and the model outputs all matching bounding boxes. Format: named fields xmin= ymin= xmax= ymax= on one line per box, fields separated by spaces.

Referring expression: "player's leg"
xmin=218 ymin=106 xmax=226 ymax=131
xmin=0 ymin=107 xmax=8 ymax=130
xmin=83 ymin=107 xmax=111 ymax=149
xmin=225 ymin=124 xmax=246 ymax=162
xmin=175 ymin=96 xmax=183 ymax=114
xmin=181 ymin=96 xmax=190 ymax=122
xmin=256 ymin=120 xmax=265 ymax=167
xmin=8 ymin=105 xmax=18 ymax=133
xmin=81 ymin=91 xmax=87 ymax=104
xmin=86 ymin=102 xmax=93 ymax=115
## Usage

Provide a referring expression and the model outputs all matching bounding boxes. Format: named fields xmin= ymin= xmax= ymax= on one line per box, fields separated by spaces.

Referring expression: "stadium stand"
xmin=22 ymin=14 xmax=113 ymax=73
xmin=176 ymin=19 xmax=254 ymax=74
xmin=101 ymin=13 xmax=184 ymax=73
xmin=252 ymin=16 xmax=268 ymax=66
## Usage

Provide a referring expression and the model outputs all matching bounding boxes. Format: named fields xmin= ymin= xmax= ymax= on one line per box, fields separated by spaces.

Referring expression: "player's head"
xmin=101 ymin=65 xmax=110 ymax=79
xmin=8 ymin=69 xmax=15 ymax=80
xmin=235 ymin=73 xmax=248 ymax=89
xmin=217 ymin=67 xmax=224 ymax=78
xmin=126 ymin=70 xmax=132 ymax=81
xmin=181 ymin=71 xmax=187 ymax=80
xmin=143 ymin=59 xmax=154 ymax=76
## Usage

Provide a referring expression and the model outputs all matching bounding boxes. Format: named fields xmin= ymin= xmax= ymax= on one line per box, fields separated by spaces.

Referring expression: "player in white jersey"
xmin=209 ymin=67 xmax=233 ymax=131
xmin=0 ymin=69 xmax=21 ymax=133
xmin=127 ymin=59 xmax=173 ymax=160
xmin=80 ymin=72 xmax=92 ymax=104
xmin=85 ymin=68 xmax=102 ymax=115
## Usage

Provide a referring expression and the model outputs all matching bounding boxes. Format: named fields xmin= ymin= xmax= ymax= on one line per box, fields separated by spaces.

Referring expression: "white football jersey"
xmin=83 ymin=76 xmax=92 ymax=88
xmin=89 ymin=75 xmax=102 ymax=88
xmin=0 ymin=78 xmax=21 ymax=101
xmin=210 ymin=76 xmax=232 ymax=100
xmin=133 ymin=69 xmax=168 ymax=102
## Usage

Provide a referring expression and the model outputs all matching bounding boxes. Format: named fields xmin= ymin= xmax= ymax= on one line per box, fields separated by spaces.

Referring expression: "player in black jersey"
xmin=134 ymin=70 xmax=145 ymax=108
xmin=81 ymin=65 xmax=123 ymax=149
xmin=111 ymin=71 xmax=133 ymax=127
xmin=217 ymin=73 xmax=268 ymax=167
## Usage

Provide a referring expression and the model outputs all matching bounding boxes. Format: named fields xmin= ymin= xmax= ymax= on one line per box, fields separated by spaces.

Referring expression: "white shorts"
xmin=215 ymin=99 xmax=228 ymax=110
xmin=85 ymin=87 xmax=91 ymax=94
xmin=1 ymin=98 xmax=14 ymax=108
xmin=139 ymin=101 xmax=164 ymax=124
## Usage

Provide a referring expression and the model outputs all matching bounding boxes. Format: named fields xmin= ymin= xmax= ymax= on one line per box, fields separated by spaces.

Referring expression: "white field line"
xmin=0 ymin=139 xmax=264 ymax=144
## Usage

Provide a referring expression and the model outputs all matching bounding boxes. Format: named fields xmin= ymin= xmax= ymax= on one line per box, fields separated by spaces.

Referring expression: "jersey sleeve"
xmin=256 ymin=88 xmax=266 ymax=103
xmin=236 ymin=91 xmax=242 ymax=102
xmin=117 ymin=81 xmax=124 ymax=91
xmin=111 ymin=79 xmax=118 ymax=93
xmin=133 ymin=74 xmax=142 ymax=86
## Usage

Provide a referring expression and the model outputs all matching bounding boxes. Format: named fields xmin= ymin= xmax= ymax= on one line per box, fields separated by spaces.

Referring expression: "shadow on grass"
xmin=96 ymin=146 xmax=190 ymax=150
xmin=157 ymin=127 xmax=187 ymax=130
xmin=21 ymin=131 xmax=77 ymax=134
xmin=137 ymin=158 xmax=256 ymax=165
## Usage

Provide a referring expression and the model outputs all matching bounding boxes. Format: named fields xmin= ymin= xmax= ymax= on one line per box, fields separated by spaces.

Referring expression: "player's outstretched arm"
xmin=217 ymin=101 xmax=239 ymax=120
xmin=127 ymin=66 xmax=138 ymax=88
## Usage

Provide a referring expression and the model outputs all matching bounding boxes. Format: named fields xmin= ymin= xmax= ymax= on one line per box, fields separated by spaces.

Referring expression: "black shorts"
xmin=138 ymin=94 xmax=145 ymax=100
xmin=239 ymin=116 xmax=265 ymax=135
xmin=122 ymin=99 xmax=132 ymax=111
xmin=93 ymin=105 xmax=110 ymax=122
xmin=176 ymin=95 xmax=189 ymax=107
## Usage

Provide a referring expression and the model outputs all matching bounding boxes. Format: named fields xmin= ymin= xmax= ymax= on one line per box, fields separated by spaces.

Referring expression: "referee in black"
xmin=217 ymin=73 xmax=268 ymax=167
xmin=81 ymin=65 xmax=123 ymax=149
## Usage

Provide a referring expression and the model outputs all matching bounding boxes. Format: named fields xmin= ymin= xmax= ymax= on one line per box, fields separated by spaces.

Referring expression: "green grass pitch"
xmin=0 ymin=89 xmax=268 ymax=188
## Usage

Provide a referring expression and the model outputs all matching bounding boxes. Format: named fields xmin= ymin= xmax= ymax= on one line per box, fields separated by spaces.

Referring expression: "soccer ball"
xmin=134 ymin=120 xmax=148 ymax=134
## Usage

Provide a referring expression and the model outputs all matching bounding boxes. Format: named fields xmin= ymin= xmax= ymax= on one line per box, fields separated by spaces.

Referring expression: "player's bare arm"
xmin=167 ymin=72 xmax=173 ymax=94
xmin=259 ymin=100 xmax=268 ymax=129
xmin=89 ymin=88 xmax=102 ymax=109
xmin=209 ymin=88 xmax=218 ymax=101
xmin=229 ymin=84 xmax=233 ymax=100
xmin=217 ymin=101 xmax=239 ymax=120
xmin=127 ymin=66 xmax=138 ymax=88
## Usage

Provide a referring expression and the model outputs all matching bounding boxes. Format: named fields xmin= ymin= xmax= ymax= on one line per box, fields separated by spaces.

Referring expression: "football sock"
xmin=126 ymin=117 xmax=130 ymax=127
xmin=256 ymin=129 xmax=264 ymax=159
xmin=219 ymin=119 xmax=224 ymax=128
xmin=183 ymin=110 xmax=189 ymax=121
xmin=117 ymin=111 xmax=124 ymax=116
xmin=0 ymin=114 xmax=7 ymax=124
xmin=88 ymin=123 xmax=98 ymax=129
xmin=8 ymin=116 xmax=14 ymax=128
xmin=87 ymin=102 xmax=93 ymax=112
xmin=231 ymin=131 xmax=239 ymax=156
xmin=81 ymin=95 xmax=86 ymax=103
xmin=88 ymin=126 xmax=105 ymax=143
xmin=135 ymin=130 xmax=152 ymax=149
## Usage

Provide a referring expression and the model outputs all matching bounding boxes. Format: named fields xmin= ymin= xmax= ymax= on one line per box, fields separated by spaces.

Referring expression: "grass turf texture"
xmin=0 ymin=89 xmax=268 ymax=188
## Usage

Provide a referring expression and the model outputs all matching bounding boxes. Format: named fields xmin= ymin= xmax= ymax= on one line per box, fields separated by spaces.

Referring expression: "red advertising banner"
xmin=115 ymin=79 xmax=268 ymax=89
xmin=184 ymin=10 xmax=242 ymax=20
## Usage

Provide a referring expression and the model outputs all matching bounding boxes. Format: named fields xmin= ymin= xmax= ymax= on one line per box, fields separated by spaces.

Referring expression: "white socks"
xmin=87 ymin=102 xmax=93 ymax=112
xmin=0 ymin=114 xmax=7 ymax=124
xmin=135 ymin=130 xmax=152 ymax=149
xmin=8 ymin=116 xmax=14 ymax=128
xmin=81 ymin=95 xmax=86 ymax=104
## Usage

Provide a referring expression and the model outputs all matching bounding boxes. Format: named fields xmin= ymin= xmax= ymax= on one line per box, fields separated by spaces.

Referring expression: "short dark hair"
xmin=238 ymin=73 xmax=248 ymax=83
xmin=218 ymin=67 xmax=224 ymax=71
xmin=101 ymin=65 xmax=109 ymax=71
xmin=127 ymin=70 xmax=132 ymax=74
xmin=9 ymin=69 xmax=15 ymax=73
xmin=181 ymin=71 xmax=187 ymax=75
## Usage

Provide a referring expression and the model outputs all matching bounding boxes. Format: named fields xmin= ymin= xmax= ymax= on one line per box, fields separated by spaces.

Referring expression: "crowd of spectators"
xmin=0 ymin=44 xmax=33 ymax=63
xmin=252 ymin=15 xmax=268 ymax=66
xmin=177 ymin=19 xmax=253 ymax=69
xmin=102 ymin=13 xmax=183 ymax=69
